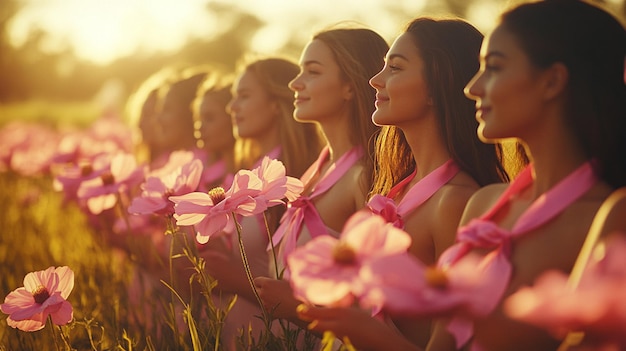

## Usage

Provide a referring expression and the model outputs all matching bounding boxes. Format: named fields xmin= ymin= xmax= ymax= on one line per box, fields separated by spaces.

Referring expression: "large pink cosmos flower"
xmin=250 ymin=156 xmax=303 ymax=206
xmin=170 ymin=157 xmax=302 ymax=244
xmin=287 ymin=211 xmax=415 ymax=310
xmin=128 ymin=156 xmax=203 ymax=216
xmin=1 ymin=266 xmax=74 ymax=332
xmin=504 ymin=234 xmax=626 ymax=348
xmin=77 ymin=153 xmax=145 ymax=214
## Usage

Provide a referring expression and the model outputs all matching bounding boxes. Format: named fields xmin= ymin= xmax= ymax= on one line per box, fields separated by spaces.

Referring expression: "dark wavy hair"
xmin=499 ymin=0 xmax=626 ymax=188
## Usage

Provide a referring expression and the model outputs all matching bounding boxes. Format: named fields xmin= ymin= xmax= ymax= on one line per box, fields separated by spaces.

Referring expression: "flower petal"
xmin=54 ymin=266 xmax=74 ymax=299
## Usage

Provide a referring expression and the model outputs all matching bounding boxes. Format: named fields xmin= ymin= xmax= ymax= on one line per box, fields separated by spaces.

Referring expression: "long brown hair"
xmin=313 ymin=27 xmax=389 ymax=191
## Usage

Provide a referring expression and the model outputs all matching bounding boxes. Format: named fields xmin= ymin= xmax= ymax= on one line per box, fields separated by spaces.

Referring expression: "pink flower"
xmin=128 ymin=157 xmax=203 ymax=216
xmin=251 ymin=156 xmax=303 ymax=206
xmin=53 ymin=155 xmax=112 ymax=203
xmin=169 ymin=178 xmax=262 ymax=244
xmin=287 ymin=211 xmax=413 ymax=309
xmin=77 ymin=153 xmax=145 ymax=214
xmin=504 ymin=234 xmax=626 ymax=348
xmin=53 ymin=117 xmax=133 ymax=165
xmin=0 ymin=122 xmax=61 ymax=176
xmin=1 ymin=266 xmax=74 ymax=332
xmin=170 ymin=157 xmax=302 ymax=244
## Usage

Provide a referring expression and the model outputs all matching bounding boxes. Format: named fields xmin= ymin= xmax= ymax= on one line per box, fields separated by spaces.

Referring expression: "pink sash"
xmin=367 ymin=159 xmax=460 ymax=228
xmin=438 ymin=161 xmax=598 ymax=348
xmin=271 ymin=146 xmax=363 ymax=263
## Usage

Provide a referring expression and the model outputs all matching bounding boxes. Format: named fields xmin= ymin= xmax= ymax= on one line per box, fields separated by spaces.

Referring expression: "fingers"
xmin=296 ymin=303 xmax=341 ymax=323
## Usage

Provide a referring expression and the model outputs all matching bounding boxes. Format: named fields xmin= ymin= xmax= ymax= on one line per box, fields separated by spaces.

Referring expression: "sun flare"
xmin=8 ymin=0 xmax=216 ymax=65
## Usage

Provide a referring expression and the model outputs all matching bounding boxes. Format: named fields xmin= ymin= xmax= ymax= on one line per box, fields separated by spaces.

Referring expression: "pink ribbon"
xmin=438 ymin=162 xmax=598 ymax=348
xmin=271 ymin=146 xmax=363 ymax=263
xmin=368 ymin=159 xmax=460 ymax=228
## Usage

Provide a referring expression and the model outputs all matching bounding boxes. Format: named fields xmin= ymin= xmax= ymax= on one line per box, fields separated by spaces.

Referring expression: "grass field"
xmin=0 ymin=101 xmax=320 ymax=350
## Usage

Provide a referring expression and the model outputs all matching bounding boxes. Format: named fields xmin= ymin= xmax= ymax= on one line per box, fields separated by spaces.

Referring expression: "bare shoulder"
xmin=459 ymin=183 xmax=509 ymax=226
xmin=335 ymin=161 xmax=369 ymax=206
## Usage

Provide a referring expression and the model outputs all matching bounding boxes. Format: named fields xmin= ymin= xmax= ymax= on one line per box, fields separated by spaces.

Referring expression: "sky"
xmin=9 ymin=0 xmax=619 ymax=66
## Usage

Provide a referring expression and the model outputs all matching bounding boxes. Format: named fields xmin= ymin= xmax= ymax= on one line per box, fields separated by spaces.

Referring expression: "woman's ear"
xmin=342 ymin=83 xmax=354 ymax=101
xmin=542 ymin=62 xmax=569 ymax=101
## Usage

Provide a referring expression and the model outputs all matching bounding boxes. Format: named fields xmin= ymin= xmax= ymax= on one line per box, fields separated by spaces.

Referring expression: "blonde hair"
xmin=233 ymin=57 xmax=324 ymax=178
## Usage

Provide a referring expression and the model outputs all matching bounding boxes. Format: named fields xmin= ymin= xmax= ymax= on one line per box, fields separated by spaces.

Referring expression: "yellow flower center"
xmin=425 ymin=266 xmax=448 ymax=289
xmin=332 ymin=242 xmax=357 ymax=265
xmin=32 ymin=285 xmax=50 ymax=304
xmin=208 ymin=187 xmax=226 ymax=204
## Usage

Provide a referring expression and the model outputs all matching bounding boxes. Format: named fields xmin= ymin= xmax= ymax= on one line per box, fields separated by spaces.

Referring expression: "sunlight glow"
xmin=9 ymin=0 xmax=217 ymax=65
xmin=218 ymin=0 xmax=427 ymax=54
xmin=7 ymin=0 xmax=508 ymax=66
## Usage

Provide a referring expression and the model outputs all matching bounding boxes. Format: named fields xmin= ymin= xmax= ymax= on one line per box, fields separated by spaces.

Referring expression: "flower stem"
xmin=262 ymin=212 xmax=281 ymax=279
xmin=232 ymin=212 xmax=271 ymax=326
xmin=165 ymin=215 xmax=182 ymax=347
xmin=115 ymin=191 xmax=132 ymax=232
xmin=47 ymin=316 xmax=61 ymax=351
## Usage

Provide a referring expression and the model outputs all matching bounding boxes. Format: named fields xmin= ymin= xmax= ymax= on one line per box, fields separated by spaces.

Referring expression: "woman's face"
xmin=289 ymin=39 xmax=353 ymax=123
xmin=154 ymin=88 xmax=195 ymax=151
xmin=196 ymin=93 xmax=235 ymax=154
xmin=228 ymin=70 xmax=278 ymax=139
xmin=464 ymin=26 xmax=547 ymax=142
xmin=369 ymin=32 xmax=432 ymax=128
xmin=139 ymin=91 xmax=159 ymax=147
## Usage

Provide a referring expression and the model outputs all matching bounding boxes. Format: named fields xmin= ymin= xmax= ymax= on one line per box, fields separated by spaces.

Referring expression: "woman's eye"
xmin=388 ymin=65 xmax=400 ymax=72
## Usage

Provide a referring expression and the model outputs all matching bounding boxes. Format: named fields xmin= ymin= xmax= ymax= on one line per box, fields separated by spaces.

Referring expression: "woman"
xmin=199 ymin=57 xmax=324 ymax=350
xmin=150 ymin=67 xmax=209 ymax=168
xmin=301 ymin=1 xmax=626 ymax=350
xmin=253 ymin=26 xmax=389 ymax=330
xmin=364 ymin=17 xmax=509 ymax=347
xmin=192 ymin=71 xmax=237 ymax=190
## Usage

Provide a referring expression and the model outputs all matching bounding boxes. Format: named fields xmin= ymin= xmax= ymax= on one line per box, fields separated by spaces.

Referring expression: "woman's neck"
xmin=402 ymin=117 xmax=452 ymax=181
xmin=522 ymin=120 xmax=588 ymax=198
xmin=320 ymin=115 xmax=357 ymax=163
xmin=254 ymin=127 xmax=281 ymax=161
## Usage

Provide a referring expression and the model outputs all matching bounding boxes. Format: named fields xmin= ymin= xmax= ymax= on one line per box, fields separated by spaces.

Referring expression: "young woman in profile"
xmin=363 ymin=17 xmax=510 ymax=348
xmin=299 ymin=1 xmax=626 ymax=350
xmin=197 ymin=57 xmax=324 ymax=350
xmin=253 ymin=26 xmax=389 ymax=329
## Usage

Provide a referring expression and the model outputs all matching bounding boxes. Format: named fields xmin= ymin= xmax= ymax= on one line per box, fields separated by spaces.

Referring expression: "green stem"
xmin=47 ymin=316 xmax=61 ymax=351
xmin=232 ymin=212 xmax=271 ymax=327
xmin=262 ymin=212 xmax=281 ymax=279
xmin=57 ymin=324 xmax=73 ymax=350
xmin=178 ymin=227 xmax=225 ymax=351
xmin=165 ymin=215 xmax=182 ymax=348
xmin=115 ymin=191 xmax=132 ymax=232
